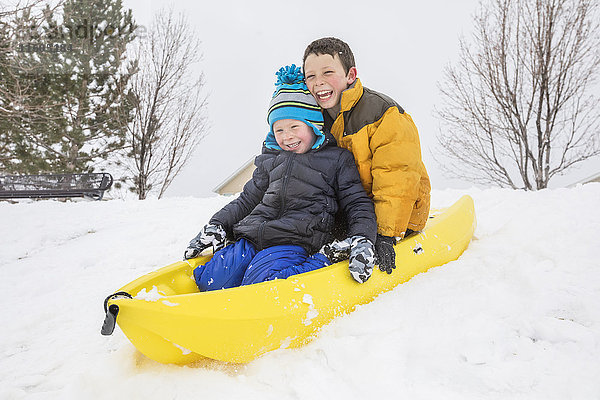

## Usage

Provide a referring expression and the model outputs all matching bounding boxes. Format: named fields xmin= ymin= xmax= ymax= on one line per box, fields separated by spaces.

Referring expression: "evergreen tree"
xmin=0 ymin=5 xmax=53 ymax=173
xmin=48 ymin=0 xmax=137 ymax=172
xmin=0 ymin=0 xmax=137 ymax=174
xmin=0 ymin=19 xmax=13 ymax=169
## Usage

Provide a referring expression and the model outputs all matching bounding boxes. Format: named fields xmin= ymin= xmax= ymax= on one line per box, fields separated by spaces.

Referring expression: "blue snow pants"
xmin=193 ymin=239 xmax=331 ymax=292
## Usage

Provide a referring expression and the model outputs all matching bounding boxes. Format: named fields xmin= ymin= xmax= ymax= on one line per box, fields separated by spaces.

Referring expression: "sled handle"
xmin=101 ymin=291 xmax=133 ymax=336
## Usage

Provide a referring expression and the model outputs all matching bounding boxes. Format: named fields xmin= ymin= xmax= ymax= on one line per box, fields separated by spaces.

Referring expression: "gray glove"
xmin=348 ymin=236 xmax=376 ymax=283
xmin=184 ymin=224 xmax=226 ymax=260
xmin=318 ymin=237 xmax=351 ymax=263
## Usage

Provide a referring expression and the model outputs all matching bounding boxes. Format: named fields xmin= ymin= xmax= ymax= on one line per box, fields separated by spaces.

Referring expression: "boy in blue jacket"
xmin=184 ymin=65 xmax=377 ymax=290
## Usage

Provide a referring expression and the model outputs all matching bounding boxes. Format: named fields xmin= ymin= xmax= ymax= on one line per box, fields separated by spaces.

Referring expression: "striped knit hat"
xmin=265 ymin=64 xmax=325 ymax=150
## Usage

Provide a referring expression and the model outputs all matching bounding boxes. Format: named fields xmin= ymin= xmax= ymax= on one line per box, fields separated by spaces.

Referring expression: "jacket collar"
xmin=339 ymin=78 xmax=364 ymax=113
xmin=323 ymin=78 xmax=364 ymax=130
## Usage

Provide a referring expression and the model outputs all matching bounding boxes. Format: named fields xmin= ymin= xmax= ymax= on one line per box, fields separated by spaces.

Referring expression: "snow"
xmin=134 ymin=286 xmax=164 ymax=301
xmin=1 ymin=185 xmax=600 ymax=399
xmin=302 ymin=294 xmax=318 ymax=326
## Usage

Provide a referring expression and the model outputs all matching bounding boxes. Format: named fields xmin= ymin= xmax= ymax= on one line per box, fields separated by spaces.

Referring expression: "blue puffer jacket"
xmin=210 ymin=131 xmax=376 ymax=254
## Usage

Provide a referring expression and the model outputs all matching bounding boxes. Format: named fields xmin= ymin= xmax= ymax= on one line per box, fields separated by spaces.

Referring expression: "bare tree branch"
xmin=436 ymin=0 xmax=600 ymax=190
xmin=122 ymin=8 xmax=208 ymax=199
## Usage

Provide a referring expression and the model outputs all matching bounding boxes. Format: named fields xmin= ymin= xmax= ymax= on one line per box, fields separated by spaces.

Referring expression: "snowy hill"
xmin=1 ymin=185 xmax=599 ymax=399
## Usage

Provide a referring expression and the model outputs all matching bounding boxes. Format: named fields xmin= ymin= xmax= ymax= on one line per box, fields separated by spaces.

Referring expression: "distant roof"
xmin=569 ymin=171 xmax=600 ymax=187
xmin=212 ymin=156 xmax=257 ymax=193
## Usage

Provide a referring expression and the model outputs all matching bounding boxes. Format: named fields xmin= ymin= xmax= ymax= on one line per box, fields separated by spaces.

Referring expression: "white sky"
xmin=122 ymin=0 xmax=600 ymax=197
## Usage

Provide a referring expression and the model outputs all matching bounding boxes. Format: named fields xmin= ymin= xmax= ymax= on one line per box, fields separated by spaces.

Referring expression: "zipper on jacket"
xmin=277 ymin=153 xmax=296 ymax=218
xmin=258 ymin=221 xmax=266 ymax=250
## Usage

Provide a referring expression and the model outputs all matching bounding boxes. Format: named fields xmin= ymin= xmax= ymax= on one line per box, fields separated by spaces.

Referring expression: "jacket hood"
xmin=262 ymin=131 xmax=336 ymax=154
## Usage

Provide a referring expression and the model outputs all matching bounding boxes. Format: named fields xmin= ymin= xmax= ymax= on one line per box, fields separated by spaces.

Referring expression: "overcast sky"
xmin=122 ymin=0 xmax=600 ymax=197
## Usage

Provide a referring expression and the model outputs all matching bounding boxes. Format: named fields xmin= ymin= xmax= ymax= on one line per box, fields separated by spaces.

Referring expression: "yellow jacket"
xmin=325 ymin=79 xmax=431 ymax=237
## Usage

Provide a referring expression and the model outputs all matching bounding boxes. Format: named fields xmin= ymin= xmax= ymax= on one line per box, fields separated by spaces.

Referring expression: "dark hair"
xmin=302 ymin=37 xmax=356 ymax=74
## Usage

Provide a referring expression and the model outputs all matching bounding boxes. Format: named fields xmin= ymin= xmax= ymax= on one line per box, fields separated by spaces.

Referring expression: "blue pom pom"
xmin=275 ymin=64 xmax=304 ymax=85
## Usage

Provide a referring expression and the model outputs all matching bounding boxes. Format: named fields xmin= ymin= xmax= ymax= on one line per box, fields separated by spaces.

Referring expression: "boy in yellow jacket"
xmin=303 ymin=37 xmax=431 ymax=274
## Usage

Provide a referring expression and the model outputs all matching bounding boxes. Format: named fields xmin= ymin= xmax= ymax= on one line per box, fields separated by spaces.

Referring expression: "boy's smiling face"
xmin=273 ymin=119 xmax=316 ymax=154
xmin=304 ymin=53 xmax=357 ymax=110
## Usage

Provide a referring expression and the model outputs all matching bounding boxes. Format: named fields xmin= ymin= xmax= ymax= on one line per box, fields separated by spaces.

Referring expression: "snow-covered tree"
xmin=46 ymin=0 xmax=137 ymax=172
xmin=0 ymin=0 xmax=137 ymax=174
xmin=0 ymin=2 xmax=63 ymax=173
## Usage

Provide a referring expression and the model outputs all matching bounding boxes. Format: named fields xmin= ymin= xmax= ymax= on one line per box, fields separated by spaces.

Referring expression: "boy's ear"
xmin=346 ymin=67 xmax=357 ymax=85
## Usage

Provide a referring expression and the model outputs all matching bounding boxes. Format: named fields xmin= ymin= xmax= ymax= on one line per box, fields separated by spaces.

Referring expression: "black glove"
xmin=183 ymin=224 xmax=226 ymax=260
xmin=375 ymin=234 xmax=396 ymax=274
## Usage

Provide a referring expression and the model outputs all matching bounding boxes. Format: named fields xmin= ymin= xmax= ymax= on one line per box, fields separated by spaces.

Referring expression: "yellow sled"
xmin=102 ymin=195 xmax=476 ymax=364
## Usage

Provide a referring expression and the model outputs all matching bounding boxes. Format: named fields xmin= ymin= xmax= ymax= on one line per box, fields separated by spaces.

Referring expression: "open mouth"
xmin=286 ymin=141 xmax=301 ymax=150
xmin=316 ymin=90 xmax=333 ymax=102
